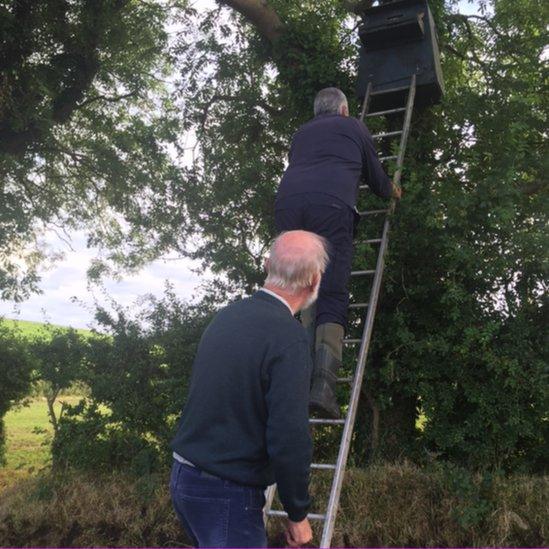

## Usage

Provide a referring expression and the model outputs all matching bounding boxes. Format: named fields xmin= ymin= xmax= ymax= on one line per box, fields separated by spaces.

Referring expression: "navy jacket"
xmin=171 ymin=291 xmax=313 ymax=522
xmin=276 ymin=113 xmax=393 ymax=208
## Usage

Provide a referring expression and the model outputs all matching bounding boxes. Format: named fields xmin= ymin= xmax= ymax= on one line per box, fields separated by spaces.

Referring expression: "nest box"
xmin=356 ymin=0 xmax=444 ymax=110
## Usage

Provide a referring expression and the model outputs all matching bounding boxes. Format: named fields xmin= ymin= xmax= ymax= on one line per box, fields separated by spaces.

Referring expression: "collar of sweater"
xmin=258 ymin=288 xmax=294 ymax=314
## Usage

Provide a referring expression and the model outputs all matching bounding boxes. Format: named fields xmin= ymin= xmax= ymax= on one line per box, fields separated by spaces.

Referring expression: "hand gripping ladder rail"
xmin=264 ymin=75 xmax=417 ymax=547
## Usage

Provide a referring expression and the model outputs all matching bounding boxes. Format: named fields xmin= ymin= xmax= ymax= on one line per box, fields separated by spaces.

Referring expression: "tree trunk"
xmin=46 ymin=387 xmax=60 ymax=434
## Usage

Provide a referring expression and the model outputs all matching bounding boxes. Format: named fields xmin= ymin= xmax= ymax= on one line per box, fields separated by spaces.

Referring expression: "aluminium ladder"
xmin=264 ymin=75 xmax=417 ymax=547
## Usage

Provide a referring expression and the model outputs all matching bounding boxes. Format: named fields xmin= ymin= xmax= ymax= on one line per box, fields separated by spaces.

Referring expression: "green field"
xmin=1 ymin=397 xmax=81 ymax=490
xmin=0 ymin=317 xmax=95 ymax=339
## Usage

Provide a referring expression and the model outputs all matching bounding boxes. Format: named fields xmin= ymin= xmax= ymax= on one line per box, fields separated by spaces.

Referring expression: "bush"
xmin=51 ymin=287 xmax=213 ymax=473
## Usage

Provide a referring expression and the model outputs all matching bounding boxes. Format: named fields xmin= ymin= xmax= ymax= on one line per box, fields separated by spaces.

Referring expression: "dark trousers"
xmin=170 ymin=460 xmax=267 ymax=548
xmin=274 ymin=193 xmax=356 ymax=329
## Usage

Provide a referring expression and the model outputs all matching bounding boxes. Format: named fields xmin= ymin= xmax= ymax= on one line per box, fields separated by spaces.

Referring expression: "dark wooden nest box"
xmin=356 ymin=0 xmax=444 ymax=110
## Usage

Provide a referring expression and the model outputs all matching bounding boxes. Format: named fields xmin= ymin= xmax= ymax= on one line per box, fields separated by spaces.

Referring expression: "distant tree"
xmin=31 ymin=326 xmax=86 ymax=434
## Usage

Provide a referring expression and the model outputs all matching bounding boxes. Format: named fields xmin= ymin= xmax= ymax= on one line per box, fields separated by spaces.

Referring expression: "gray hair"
xmin=265 ymin=231 xmax=329 ymax=293
xmin=313 ymin=87 xmax=348 ymax=116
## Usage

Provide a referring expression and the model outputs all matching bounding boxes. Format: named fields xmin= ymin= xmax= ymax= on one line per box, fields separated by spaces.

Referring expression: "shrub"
xmin=51 ymin=287 xmax=213 ymax=473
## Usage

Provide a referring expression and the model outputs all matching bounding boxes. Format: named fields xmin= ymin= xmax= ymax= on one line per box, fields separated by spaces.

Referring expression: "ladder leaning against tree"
xmin=263 ymin=74 xmax=417 ymax=548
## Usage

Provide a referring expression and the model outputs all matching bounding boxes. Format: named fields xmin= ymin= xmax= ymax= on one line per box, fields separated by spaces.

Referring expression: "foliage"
xmin=30 ymin=326 xmax=87 ymax=433
xmin=1 ymin=0 xmax=546 ymax=474
xmin=0 ymin=322 xmax=35 ymax=465
xmin=352 ymin=0 xmax=548 ymax=470
xmin=168 ymin=0 xmax=547 ymax=471
xmin=0 ymin=464 xmax=547 ymax=547
xmin=0 ymin=0 xmax=187 ymax=301
xmin=51 ymin=286 xmax=213 ymax=473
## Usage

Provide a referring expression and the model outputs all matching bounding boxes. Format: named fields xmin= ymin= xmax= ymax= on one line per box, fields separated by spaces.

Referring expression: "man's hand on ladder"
xmin=285 ymin=518 xmax=313 ymax=547
xmin=392 ymin=181 xmax=402 ymax=200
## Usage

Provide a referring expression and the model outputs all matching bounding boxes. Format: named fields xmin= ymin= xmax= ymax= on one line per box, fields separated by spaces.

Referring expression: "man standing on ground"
xmin=170 ymin=230 xmax=329 ymax=547
xmin=275 ymin=87 xmax=401 ymax=419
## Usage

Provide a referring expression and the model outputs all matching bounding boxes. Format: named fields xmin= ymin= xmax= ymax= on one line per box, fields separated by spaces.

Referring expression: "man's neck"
xmin=262 ymin=284 xmax=302 ymax=315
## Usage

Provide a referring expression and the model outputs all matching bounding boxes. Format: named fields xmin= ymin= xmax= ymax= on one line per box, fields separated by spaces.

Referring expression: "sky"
xmin=0 ymin=0 xmax=482 ymax=330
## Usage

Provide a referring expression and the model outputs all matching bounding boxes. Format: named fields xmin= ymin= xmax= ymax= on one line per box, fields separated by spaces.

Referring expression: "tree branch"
xmin=341 ymin=0 xmax=374 ymax=15
xmin=217 ymin=0 xmax=285 ymax=43
xmin=198 ymin=92 xmax=282 ymax=133
xmin=77 ymin=91 xmax=138 ymax=109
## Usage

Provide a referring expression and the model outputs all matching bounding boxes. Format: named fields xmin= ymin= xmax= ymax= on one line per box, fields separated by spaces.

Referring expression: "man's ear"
xmin=340 ymin=103 xmax=349 ymax=117
xmin=310 ymin=272 xmax=321 ymax=290
xmin=264 ymin=257 xmax=270 ymax=272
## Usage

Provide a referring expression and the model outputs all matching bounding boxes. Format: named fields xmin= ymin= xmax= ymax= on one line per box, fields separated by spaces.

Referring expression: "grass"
xmin=1 ymin=396 xmax=547 ymax=546
xmin=0 ymin=317 xmax=95 ymax=340
xmin=0 ymin=464 xmax=546 ymax=547
xmin=1 ymin=396 xmax=82 ymax=491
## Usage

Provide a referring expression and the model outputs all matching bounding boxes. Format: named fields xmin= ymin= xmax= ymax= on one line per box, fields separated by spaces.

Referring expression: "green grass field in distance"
xmin=1 ymin=397 xmax=79 ymax=490
xmin=0 ymin=317 xmax=95 ymax=339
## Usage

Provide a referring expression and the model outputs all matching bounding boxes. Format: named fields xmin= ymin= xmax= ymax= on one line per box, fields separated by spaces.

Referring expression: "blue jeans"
xmin=169 ymin=459 xmax=267 ymax=548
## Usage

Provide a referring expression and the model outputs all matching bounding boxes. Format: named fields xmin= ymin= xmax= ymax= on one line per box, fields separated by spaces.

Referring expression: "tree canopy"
xmin=166 ymin=0 xmax=549 ymax=470
xmin=1 ymin=0 xmax=547 ymax=471
xmin=0 ymin=0 xmax=186 ymax=300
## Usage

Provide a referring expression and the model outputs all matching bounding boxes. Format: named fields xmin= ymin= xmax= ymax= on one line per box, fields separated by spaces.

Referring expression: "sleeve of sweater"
xmin=355 ymin=119 xmax=394 ymax=199
xmin=265 ymin=338 xmax=313 ymax=522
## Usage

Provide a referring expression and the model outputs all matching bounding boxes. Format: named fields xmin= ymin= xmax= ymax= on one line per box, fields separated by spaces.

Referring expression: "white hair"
xmin=313 ymin=87 xmax=348 ymax=116
xmin=265 ymin=231 xmax=329 ymax=293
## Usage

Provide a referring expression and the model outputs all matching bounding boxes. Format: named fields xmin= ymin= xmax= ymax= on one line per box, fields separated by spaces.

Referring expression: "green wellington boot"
xmin=300 ymin=303 xmax=317 ymax=360
xmin=309 ymin=322 xmax=344 ymax=419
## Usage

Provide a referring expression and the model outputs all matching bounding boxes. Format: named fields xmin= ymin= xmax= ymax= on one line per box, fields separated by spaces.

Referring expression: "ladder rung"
xmin=349 ymin=302 xmax=368 ymax=309
xmin=379 ymin=154 xmax=398 ymax=162
xmin=267 ymin=510 xmax=326 ymax=521
xmin=355 ymin=238 xmax=382 ymax=245
xmin=365 ymin=107 xmax=406 ymax=117
xmin=372 ymin=130 xmax=402 ymax=139
xmin=342 ymin=338 xmax=361 ymax=345
xmin=311 ymin=463 xmax=337 ymax=470
xmin=309 ymin=418 xmax=345 ymax=425
xmin=351 ymin=269 xmax=375 ymax=276
xmin=371 ymin=84 xmax=410 ymax=96
xmin=337 ymin=376 xmax=353 ymax=383
xmin=359 ymin=209 xmax=389 ymax=216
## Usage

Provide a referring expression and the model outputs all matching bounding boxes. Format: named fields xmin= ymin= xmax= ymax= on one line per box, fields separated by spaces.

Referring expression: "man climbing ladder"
xmin=274 ymin=87 xmax=401 ymax=419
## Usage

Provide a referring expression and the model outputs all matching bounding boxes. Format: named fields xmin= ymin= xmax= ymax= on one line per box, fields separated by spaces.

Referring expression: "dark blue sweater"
xmin=276 ymin=113 xmax=393 ymax=208
xmin=171 ymin=291 xmax=313 ymax=522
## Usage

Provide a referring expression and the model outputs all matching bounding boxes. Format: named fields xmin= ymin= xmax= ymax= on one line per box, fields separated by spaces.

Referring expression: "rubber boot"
xmin=309 ymin=322 xmax=344 ymax=419
xmin=300 ymin=304 xmax=317 ymax=362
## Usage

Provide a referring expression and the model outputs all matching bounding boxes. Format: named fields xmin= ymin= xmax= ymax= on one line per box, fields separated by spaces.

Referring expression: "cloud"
xmin=0 ymin=229 xmax=205 ymax=330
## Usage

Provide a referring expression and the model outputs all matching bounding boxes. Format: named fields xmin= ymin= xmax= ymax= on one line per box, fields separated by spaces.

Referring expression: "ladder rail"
xmin=263 ymin=484 xmax=277 ymax=524
xmin=319 ymin=75 xmax=417 ymax=547
xmin=393 ymin=74 xmax=417 ymax=191
xmin=358 ymin=81 xmax=373 ymax=121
